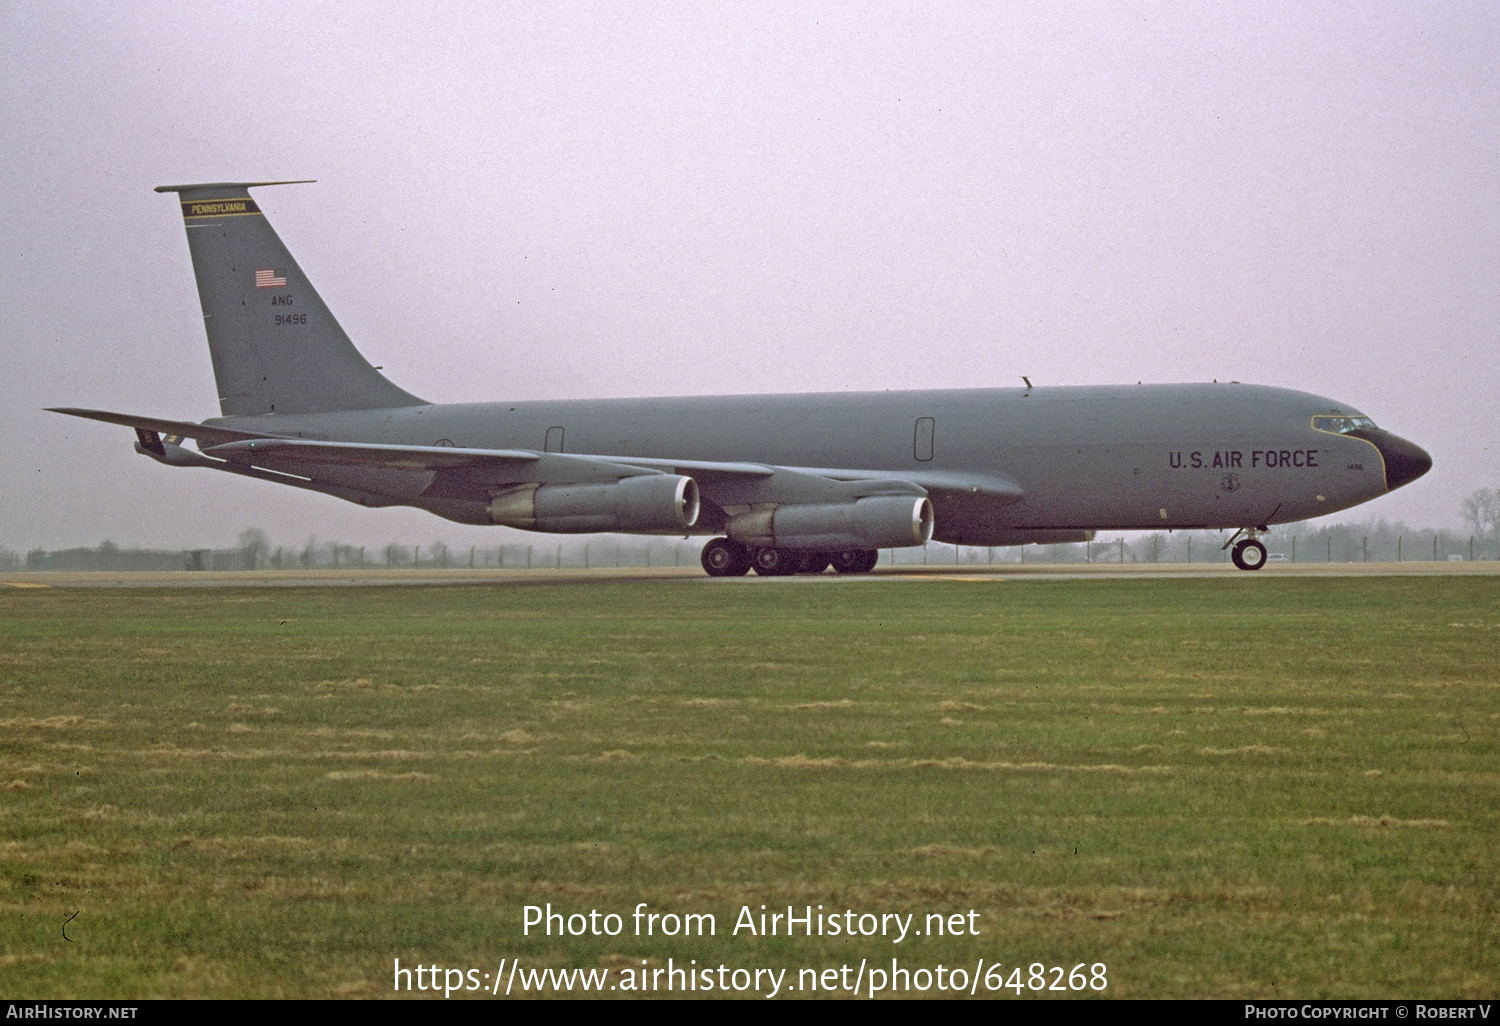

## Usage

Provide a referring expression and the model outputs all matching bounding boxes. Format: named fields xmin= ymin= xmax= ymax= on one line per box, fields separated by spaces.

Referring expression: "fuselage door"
xmin=544 ymin=426 xmax=565 ymax=453
xmin=914 ymin=417 xmax=935 ymax=462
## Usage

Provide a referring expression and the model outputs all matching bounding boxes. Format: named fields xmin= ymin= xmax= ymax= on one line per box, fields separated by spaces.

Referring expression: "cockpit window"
xmin=1312 ymin=415 xmax=1377 ymax=435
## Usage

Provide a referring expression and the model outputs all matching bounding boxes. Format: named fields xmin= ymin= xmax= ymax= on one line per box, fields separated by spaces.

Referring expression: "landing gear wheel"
xmin=830 ymin=549 xmax=879 ymax=574
xmin=797 ymin=552 xmax=831 ymax=574
xmin=751 ymin=547 xmax=800 ymax=576
xmin=1232 ymin=539 xmax=1267 ymax=571
xmin=700 ymin=538 xmax=751 ymax=577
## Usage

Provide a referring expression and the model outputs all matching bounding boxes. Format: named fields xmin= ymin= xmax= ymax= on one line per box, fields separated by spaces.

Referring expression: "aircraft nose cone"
xmin=1352 ymin=428 xmax=1432 ymax=491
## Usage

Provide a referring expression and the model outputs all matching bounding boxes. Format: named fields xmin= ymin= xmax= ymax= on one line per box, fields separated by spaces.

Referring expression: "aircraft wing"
xmin=787 ymin=466 xmax=1025 ymax=505
xmin=611 ymin=460 xmax=1024 ymax=506
xmin=570 ymin=455 xmax=775 ymax=479
xmin=202 ymin=437 xmax=671 ymax=491
xmin=56 ymin=414 xmax=1023 ymax=517
xmin=200 ymin=438 xmax=1011 ymax=507
xmin=594 ymin=459 xmax=1024 ymax=507
xmin=201 ymin=438 xmax=796 ymax=481
xmin=202 ymin=438 xmax=543 ymax=470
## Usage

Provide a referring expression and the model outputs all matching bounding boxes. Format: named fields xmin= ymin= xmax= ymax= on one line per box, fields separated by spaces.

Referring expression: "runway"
xmin=3 ymin=561 xmax=1497 ymax=588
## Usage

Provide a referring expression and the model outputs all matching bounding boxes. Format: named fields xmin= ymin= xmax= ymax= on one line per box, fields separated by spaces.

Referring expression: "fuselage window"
xmin=914 ymin=417 xmax=935 ymax=461
xmin=1312 ymin=416 xmax=1376 ymax=435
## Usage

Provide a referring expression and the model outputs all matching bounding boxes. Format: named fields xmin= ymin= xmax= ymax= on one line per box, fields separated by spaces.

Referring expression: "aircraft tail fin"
xmin=156 ymin=182 xmax=425 ymax=417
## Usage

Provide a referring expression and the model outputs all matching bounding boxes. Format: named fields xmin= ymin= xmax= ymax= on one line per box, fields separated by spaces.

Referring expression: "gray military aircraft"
xmin=53 ymin=181 xmax=1431 ymax=574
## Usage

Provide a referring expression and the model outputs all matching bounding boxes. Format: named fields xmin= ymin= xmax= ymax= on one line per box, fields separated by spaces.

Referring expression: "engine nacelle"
xmin=488 ymin=475 xmax=700 ymax=533
xmin=728 ymin=496 xmax=934 ymax=550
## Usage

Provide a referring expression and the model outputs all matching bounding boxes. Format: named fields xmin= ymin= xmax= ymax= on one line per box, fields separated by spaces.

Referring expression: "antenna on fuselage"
xmin=1022 ymin=376 xmax=1032 ymax=389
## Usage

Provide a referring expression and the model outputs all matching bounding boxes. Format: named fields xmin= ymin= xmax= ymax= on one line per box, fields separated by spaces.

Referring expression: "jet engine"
xmin=728 ymin=496 xmax=934 ymax=551
xmin=488 ymin=475 xmax=700 ymax=533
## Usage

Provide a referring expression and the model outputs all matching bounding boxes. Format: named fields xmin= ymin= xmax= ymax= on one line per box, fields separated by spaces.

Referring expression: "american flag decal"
xmin=254 ymin=268 xmax=287 ymax=288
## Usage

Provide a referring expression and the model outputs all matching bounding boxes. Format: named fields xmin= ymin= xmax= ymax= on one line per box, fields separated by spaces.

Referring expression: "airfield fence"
xmin=886 ymin=527 xmax=1496 ymax=566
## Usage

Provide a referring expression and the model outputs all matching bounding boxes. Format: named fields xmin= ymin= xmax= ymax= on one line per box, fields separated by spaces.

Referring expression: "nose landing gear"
xmin=1224 ymin=527 xmax=1269 ymax=571
xmin=1232 ymin=539 xmax=1267 ymax=570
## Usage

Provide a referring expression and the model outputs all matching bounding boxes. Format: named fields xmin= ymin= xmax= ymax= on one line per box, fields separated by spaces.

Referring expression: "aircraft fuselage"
xmin=209 ymin=381 xmax=1417 ymax=544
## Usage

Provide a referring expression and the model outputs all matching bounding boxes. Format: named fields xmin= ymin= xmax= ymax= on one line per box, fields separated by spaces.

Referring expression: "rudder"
xmin=157 ymin=181 xmax=425 ymax=416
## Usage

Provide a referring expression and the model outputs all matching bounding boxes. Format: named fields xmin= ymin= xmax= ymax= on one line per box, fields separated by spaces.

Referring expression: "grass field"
xmin=0 ymin=576 xmax=1496 ymax=998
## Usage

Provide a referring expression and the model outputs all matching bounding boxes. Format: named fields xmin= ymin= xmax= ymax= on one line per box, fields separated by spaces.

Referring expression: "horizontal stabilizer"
xmin=47 ymin=407 xmax=279 ymax=448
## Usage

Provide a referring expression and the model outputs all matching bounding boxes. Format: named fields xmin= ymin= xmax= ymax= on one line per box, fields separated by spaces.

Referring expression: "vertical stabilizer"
xmin=156 ymin=182 xmax=425 ymax=416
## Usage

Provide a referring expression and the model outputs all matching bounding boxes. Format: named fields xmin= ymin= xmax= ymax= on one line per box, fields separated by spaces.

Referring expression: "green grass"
xmin=0 ymin=576 xmax=1496 ymax=998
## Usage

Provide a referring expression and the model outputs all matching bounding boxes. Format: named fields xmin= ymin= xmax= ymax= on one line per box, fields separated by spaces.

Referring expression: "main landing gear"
xmin=1224 ymin=527 xmax=1269 ymax=571
xmin=699 ymin=538 xmax=877 ymax=577
xmin=700 ymin=537 xmax=752 ymax=576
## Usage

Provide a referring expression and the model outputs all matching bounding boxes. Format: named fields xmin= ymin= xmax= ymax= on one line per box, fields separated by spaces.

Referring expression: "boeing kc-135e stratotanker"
xmin=52 ymin=181 xmax=1432 ymax=574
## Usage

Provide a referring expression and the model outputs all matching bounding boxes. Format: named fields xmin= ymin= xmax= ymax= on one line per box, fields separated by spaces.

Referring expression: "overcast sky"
xmin=2 ymin=2 xmax=1496 ymax=552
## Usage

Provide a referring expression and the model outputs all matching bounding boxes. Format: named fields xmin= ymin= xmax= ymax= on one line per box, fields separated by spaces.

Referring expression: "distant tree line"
xmin=9 ymin=530 xmax=709 ymax=572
